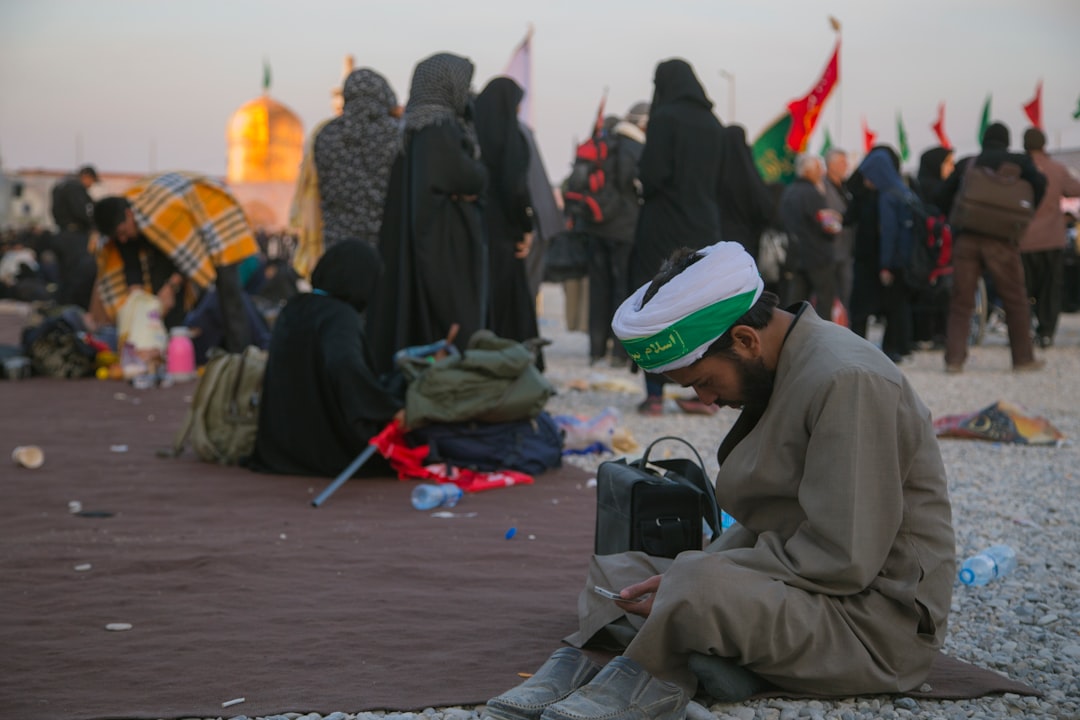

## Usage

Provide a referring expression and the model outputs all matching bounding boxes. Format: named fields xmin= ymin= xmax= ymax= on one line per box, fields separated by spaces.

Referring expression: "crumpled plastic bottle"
xmin=554 ymin=407 xmax=620 ymax=454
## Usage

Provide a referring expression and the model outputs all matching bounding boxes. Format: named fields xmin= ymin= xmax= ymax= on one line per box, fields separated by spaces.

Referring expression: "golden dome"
xmin=226 ymin=93 xmax=304 ymax=184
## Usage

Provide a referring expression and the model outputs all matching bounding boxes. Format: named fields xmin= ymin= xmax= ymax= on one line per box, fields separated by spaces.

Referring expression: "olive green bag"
xmin=401 ymin=330 xmax=554 ymax=429
xmin=167 ymin=345 xmax=267 ymax=464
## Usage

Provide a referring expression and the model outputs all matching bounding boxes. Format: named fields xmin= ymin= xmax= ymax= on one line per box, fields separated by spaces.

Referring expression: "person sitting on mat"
xmin=249 ymin=241 xmax=404 ymax=478
xmin=482 ymin=241 xmax=955 ymax=720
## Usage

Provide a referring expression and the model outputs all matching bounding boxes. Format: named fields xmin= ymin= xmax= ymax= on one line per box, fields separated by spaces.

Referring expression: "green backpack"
xmin=168 ymin=346 xmax=267 ymax=464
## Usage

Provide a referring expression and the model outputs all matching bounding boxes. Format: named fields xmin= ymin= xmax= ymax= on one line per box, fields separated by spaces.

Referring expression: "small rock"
xmin=324 ymin=713 xmax=349 ymax=720
xmin=1061 ymin=643 xmax=1080 ymax=658
xmin=918 ymin=683 xmax=932 ymax=693
xmin=1036 ymin=613 xmax=1059 ymax=625
xmin=685 ymin=700 xmax=714 ymax=720
xmin=74 ymin=563 xmax=92 ymax=572
xmin=105 ymin=622 xmax=132 ymax=631
xmin=732 ymin=707 xmax=756 ymax=720
xmin=894 ymin=697 xmax=918 ymax=711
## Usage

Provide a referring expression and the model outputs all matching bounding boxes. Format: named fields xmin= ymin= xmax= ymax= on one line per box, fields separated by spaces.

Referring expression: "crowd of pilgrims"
xmin=3 ymin=52 xmax=1077 ymax=475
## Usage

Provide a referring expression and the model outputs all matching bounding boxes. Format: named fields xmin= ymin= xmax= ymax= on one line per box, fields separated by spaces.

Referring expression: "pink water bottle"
xmin=166 ymin=326 xmax=196 ymax=381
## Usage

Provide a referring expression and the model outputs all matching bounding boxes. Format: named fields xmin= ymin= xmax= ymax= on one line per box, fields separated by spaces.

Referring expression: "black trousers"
xmin=880 ymin=272 xmax=914 ymax=359
xmin=587 ymin=235 xmax=633 ymax=360
xmin=784 ymin=264 xmax=836 ymax=321
xmin=1022 ymin=249 xmax=1064 ymax=341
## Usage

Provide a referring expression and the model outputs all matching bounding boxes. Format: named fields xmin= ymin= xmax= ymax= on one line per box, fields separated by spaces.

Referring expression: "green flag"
xmin=896 ymin=112 xmax=910 ymax=162
xmin=262 ymin=60 xmax=272 ymax=92
xmin=819 ymin=127 xmax=833 ymax=158
xmin=978 ymin=95 xmax=991 ymax=144
xmin=1073 ymin=94 xmax=1080 ymax=120
xmin=752 ymin=113 xmax=798 ymax=185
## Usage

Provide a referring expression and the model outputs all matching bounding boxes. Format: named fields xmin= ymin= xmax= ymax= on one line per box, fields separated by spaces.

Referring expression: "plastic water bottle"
xmin=720 ymin=510 xmax=736 ymax=531
xmin=410 ymin=483 xmax=464 ymax=511
xmin=958 ymin=545 xmax=1017 ymax=586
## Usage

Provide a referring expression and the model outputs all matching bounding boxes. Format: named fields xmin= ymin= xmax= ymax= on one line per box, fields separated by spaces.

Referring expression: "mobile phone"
xmin=593 ymin=585 xmax=626 ymax=601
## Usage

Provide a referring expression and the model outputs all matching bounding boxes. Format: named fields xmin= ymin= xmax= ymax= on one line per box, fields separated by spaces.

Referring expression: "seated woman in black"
xmin=251 ymin=241 xmax=403 ymax=477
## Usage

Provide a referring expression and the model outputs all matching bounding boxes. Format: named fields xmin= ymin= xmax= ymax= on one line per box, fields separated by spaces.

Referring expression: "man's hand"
xmin=613 ymin=574 xmax=663 ymax=617
xmin=155 ymin=273 xmax=184 ymax=314
xmin=879 ymin=269 xmax=894 ymax=287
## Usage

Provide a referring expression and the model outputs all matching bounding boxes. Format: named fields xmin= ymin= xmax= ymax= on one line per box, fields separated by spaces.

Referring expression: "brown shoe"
xmin=945 ymin=364 xmax=964 ymax=374
xmin=1013 ymin=360 xmax=1046 ymax=373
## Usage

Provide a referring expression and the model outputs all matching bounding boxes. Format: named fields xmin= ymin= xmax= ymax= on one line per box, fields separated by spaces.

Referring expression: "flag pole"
xmin=829 ymin=16 xmax=842 ymax=146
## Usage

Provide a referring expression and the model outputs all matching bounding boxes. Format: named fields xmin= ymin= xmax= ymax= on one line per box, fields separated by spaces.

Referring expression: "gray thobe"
xmin=567 ymin=307 xmax=955 ymax=696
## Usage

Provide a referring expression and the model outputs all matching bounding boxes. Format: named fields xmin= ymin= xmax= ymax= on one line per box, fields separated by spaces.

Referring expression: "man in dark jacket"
xmin=1019 ymin=127 xmax=1080 ymax=347
xmin=779 ymin=154 xmax=841 ymax=319
xmin=630 ymin=59 xmax=725 ymax=415
xmin=586 ymin=102 xmax=648 ymax=367
xmin=936 ymin=122 xmax=1047 ymax=373
xmin=46 ymin=165 xmax=99 ymax=308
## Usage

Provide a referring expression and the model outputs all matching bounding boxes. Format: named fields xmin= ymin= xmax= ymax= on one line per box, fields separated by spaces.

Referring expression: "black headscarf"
xmin=403 ymin=52 xmax=477 ymax=151
xmin=474 ymin=77 xmax=528 ymax=195
xmin=651 ymin=59 xmax=713 ymax=111
xmin=310 ymin=240 xmax=382 ymax=314
xmin=916 ymin=146 xmax=953 ymax=204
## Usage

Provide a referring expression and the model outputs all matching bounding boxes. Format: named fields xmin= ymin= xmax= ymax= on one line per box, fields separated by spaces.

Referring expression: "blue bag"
xmin=408 ymin=412 xmax=564 ymax=476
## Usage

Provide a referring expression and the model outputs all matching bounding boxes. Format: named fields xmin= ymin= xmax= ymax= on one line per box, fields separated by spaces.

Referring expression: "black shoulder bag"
xmin=595 ymin=436 xmax=723 ymax=559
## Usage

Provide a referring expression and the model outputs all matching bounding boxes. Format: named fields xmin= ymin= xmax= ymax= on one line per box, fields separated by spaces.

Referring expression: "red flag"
xmin=1022 ymin=80 xmax=1043 ymax=129
xmin=862 ymin=117 xmax=877 ymax=154
xmin=931 ymin=102 xmax=952 ymax=148
xmin=785 ymin=39 xmax=841 ymax=152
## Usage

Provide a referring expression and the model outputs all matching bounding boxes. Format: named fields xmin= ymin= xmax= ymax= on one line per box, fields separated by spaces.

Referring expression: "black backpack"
xmin=563 ymin=134 xmax=621 ymax=225
xmin=893 ymin=189 xmax=954 ymax=294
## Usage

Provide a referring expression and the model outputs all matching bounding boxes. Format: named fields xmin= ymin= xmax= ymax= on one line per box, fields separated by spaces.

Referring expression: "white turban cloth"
xmin=611 ymin=242 xmax=764 ymax=374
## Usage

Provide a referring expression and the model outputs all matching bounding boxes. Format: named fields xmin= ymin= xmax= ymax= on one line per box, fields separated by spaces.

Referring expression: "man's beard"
xmin=737 ymin=356 xmax=775 ymax=413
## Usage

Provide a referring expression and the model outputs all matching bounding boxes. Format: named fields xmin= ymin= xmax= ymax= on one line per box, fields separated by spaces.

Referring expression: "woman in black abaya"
xmin=366 ymin=52 xmax=488 ymax=374
xmin=473 ymin=76 xmax=540 ymax=354
xmin=251 ymin=241 xmax=403 ymax=478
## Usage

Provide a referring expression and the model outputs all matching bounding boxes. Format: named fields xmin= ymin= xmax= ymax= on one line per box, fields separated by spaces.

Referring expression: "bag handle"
xmin=637 ymin=436 xmax=724 ymax=542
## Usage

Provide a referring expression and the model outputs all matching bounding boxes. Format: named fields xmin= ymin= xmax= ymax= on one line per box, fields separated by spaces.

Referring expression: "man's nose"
xmin=695 ymin=387 xmax=718 ymax=406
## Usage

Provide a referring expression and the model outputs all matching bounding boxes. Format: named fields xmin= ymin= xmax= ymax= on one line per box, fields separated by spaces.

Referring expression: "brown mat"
xmin=0 ymin=350 xmax=1039 ymax=719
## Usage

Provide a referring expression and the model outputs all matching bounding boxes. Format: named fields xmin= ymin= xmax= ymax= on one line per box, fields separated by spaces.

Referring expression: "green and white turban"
xmin=612 ymin=242 xmax=764 ymax=374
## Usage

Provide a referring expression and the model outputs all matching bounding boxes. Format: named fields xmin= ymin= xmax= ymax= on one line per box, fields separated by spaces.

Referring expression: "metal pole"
xmin=311 ymin=444 xmax=378 ymax=507
xmin=718 ymin=69 xmax=735 ymax=122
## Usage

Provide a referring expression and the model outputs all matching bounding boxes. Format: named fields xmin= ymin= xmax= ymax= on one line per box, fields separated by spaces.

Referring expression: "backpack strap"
xmin=227 ymin=346 xmax=250 ymax=419
xmin=167 ymin=357 xmax=220 ymax=458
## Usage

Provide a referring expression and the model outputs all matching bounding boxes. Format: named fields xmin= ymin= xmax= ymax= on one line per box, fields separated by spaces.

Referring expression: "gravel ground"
xmin=199 ymin=286 xmax=1080 ymax=720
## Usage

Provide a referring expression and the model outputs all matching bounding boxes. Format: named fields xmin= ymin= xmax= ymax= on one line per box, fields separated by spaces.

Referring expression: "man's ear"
xmin=729 ymin=325 xmax=761 ymax=357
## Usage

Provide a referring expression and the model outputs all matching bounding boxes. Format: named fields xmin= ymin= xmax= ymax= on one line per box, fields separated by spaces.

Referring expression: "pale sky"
xmin=2 ymin=0 xmax=1078 ymax=182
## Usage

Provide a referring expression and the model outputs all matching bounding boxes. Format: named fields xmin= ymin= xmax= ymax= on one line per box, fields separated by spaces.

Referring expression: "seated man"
xmin=249 ymin=241 xmax=403 ymax=478
xmin=484 ymin=242 xmax=955 ymax=720
xmin=90 ymin=172 xmax=258 ymax=352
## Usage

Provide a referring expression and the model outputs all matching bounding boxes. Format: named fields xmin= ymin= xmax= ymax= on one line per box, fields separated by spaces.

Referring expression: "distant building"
xmin=224 ymin=72 xmax=305 ymax=232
